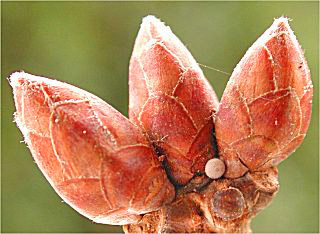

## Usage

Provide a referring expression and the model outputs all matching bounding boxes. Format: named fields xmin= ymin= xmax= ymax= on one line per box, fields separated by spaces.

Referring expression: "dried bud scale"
xmin=9 ymin=15 xmax=312 ymax=233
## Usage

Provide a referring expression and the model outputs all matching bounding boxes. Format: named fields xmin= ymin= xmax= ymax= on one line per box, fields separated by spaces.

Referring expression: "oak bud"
xmin=9 ymin=72 xmax=175 ymax=225
xmin=129 ymin=16 xmax=219 ymax=185
xmin=215 ymin=17 xmax=313 ymax=178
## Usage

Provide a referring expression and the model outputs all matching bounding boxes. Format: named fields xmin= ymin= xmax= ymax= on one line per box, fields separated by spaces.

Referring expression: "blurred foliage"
xmin=1 ymin=2 xmax=319 ymax=233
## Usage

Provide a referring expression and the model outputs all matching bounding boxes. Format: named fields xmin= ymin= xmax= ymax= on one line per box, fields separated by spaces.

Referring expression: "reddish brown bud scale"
xmin=9 ymin=15 xmax=313 ymax=233
xmin=129 ymin=16 xmax=219 ymax=185
xmin=215 ymin=17 xmax=313 ymax=178
xmin=9 ymin=72 xmax=175 ymax=225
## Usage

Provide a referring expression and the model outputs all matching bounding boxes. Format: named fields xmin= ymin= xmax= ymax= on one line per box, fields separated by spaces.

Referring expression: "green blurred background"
xmin=1 ymin=2 xmax=319 ymax=233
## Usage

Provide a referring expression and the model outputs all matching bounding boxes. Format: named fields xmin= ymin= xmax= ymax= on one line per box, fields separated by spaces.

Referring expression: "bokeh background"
xmin=1 ymin=2 xmax=319 ymax=233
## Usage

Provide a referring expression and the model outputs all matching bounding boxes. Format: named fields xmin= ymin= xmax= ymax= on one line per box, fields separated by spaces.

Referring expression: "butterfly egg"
xmin=205 ymin=158 xmax=225 ymax=179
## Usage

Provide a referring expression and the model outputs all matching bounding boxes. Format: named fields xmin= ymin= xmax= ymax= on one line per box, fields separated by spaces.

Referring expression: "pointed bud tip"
xmin=8 ymin=71 xmax=26 ymax=88
xmin=272 ymin=16 xmax=291 ymax=31
xmin=8 ymin=71 xmax=73 ymax=92
xmin=141 ymin=15 xmax=164 ymax=29
xmin=140 ymin=15 xmax=172 ymax=41
xmin=258 ymin=16 xmax=295 ymax=45
xmin=132 ymin=15 xmax=173 ymax=57
xmin=142 ymin=15 xmax=161 ymax=25
xmin=236 ymin=16 xmax=302 ymax=65
xmin=8 ymin=71 xmax=51 ymax=88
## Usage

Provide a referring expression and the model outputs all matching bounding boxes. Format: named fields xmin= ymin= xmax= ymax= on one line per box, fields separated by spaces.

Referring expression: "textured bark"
xmin=124 ymin=168 xmax=279 ymax=233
